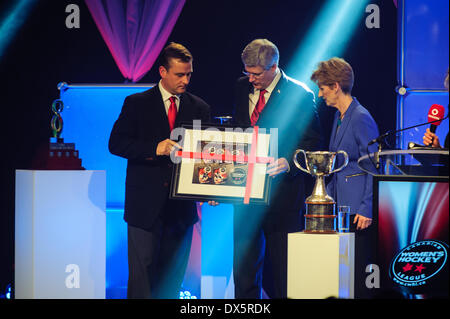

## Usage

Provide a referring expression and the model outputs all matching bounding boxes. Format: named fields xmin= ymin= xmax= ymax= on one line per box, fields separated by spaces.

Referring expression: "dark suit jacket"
xmin=326 ymin=97 xmax=379 ymax=218
xmin=109 ymin=85 xmax=211 ymax=230
xmin=233 ymin=71 xmax=323 ymax=232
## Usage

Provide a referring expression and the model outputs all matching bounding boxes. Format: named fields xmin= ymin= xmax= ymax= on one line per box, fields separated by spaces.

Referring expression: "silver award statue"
xmin=293 ymin=150 xmax=348 ymax=233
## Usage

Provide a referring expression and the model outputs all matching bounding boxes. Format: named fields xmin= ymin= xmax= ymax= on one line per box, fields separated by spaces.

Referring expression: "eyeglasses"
xmin=242 ymin=69 xmax=265 ymax=78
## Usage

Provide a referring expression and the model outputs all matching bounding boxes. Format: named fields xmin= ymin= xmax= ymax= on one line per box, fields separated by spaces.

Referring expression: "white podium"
xmin=15 ymin=170 xmax=106 ymax=299
xmin=287 ymin=232 xmax=354 ymax=299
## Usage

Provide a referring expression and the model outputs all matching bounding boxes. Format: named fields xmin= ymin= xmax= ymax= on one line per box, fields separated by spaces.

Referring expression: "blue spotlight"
xmin=269 ymin=0 xmax=371 ymax=151
xmin=179 ymin=289 xmax=197 ymax=299
xmin=0 ymin=283 xmax=12 ymax=299
xmin=0 ymin=0 xmax=37 ymax=58
xmin=263 ymin=0 xmax=371 ymax=204
xmin=6 ymin=284 xmax=11 ymax=299
xmin=286 ymin=0 xmax=370 ymax=87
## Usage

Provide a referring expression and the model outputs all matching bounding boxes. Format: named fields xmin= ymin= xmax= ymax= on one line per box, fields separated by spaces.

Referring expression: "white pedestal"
xmin=15 ymin=170 xmax=106 ymax=299
xmin=287 ymin=232 xmax=354 ymax=299
xmin=200 ymin=203 xmax=234 ymax=299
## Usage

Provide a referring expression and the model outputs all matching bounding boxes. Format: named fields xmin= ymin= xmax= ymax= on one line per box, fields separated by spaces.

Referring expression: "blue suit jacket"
xmin=326 ymin=98 xmax=379 ymax=218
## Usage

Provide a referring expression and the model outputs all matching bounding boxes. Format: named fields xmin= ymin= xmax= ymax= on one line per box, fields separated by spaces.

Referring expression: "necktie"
xmin=250 ymin=89 xmax=267 ymax=126
xmin=168 ymin=96 xmax=177 ymax=131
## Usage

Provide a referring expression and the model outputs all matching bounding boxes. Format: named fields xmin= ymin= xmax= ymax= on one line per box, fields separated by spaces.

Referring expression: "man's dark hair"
xmin=160 ymin=42 xmax=193 ymax=70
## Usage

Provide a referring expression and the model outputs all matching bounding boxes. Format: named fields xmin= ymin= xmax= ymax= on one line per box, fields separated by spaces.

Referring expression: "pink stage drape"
xmin=85 ymin=0 xmax=186 ymax=82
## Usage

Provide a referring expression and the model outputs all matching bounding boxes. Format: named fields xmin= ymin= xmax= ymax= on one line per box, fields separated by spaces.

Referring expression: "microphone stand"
xmin=368 ymin=114 xmax=449 ymax=146
xmin=375 ymin=142 xmax=382 ymax=169
xmin=366 ymin=113 xmax=449 ymax=172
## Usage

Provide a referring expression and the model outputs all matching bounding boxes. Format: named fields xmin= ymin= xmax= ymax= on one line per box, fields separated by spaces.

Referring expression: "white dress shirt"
xmin=158 ymin=81 xmax=180 ymax=115
xmin=248 ymin=69 xmax=282 ymax=118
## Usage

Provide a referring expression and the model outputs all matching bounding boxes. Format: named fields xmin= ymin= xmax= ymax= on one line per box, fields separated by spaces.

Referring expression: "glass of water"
xmin=338 ymin=206 xmax=350 ymax=233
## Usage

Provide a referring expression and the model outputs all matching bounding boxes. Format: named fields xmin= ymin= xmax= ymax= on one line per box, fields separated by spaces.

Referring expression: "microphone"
xmin=368 ymin=107 xmax=448 ymax=146
xmin=427 ymin=104 xmax=445 ymax=133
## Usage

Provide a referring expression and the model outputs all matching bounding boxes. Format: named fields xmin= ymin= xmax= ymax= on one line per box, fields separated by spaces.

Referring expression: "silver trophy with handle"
xmin=293 ymin=150 xmax=348 ymax=233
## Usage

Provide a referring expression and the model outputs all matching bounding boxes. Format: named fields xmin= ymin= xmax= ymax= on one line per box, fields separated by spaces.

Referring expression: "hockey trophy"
xmin=293 ymin=150 xmax=348 ymax=233
xmin=31 ymin=98 xmax=84 ymax=170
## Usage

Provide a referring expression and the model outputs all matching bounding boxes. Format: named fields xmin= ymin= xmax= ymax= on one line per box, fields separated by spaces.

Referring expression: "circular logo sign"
xmin=390 ymin=240 xmax=448 ymax=294
xmin=230 ymin=167 xmax=247 ymax=185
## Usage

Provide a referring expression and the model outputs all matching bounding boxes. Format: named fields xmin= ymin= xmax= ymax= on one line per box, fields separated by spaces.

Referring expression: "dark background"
xmin=0 ymin=0 xmax=397 ymax=293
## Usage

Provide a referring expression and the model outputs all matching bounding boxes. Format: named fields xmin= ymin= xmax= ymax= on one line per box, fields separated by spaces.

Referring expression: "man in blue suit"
xmin=311 ymin=57 xmax=379 ymax=298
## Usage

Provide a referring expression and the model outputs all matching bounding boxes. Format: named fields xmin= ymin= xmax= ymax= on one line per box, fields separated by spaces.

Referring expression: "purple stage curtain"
xmin=85 ymin=0 xmax=185 ymax=82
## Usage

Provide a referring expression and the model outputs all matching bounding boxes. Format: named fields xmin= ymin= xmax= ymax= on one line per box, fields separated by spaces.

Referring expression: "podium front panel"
xmin=374 ymin=175 xmax=449 ymax=298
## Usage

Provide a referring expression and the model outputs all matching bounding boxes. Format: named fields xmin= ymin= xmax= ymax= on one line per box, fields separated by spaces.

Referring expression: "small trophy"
xmin=31 ymin=99 xmax=84 ymax=170
xmin=293 ymin=150 xmax=348 ymax=233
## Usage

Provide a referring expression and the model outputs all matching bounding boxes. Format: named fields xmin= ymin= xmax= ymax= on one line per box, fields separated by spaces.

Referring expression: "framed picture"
xmin=170 ymin=124 xmax=274 ymax=204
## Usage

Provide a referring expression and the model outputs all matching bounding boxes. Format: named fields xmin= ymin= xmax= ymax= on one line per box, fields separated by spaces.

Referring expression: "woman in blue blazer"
xmin=311 ymin=57 xmax=379 ymax=229
xmin=311 ymin=57 xmax=379 ymax=298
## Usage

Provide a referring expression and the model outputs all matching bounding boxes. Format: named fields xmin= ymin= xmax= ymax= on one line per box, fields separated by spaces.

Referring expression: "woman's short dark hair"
xmin=311 ymin=57 xmax=354 ymax=94
xmin=160 ymin=42 xmax=193 ymax=70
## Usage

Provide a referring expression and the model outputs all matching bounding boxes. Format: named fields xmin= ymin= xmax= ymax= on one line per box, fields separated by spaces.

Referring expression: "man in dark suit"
xmin=109 ymin=42 xmax=211 ymax=299
xmin=232 ymin=39 xmax=323 ymax=299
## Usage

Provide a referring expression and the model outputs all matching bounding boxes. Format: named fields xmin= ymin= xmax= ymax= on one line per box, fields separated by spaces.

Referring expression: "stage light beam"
xmin=286 ymin=0 xmax=371 ymax=87
xmin=272 ymin=0 xmax=371 ymax=153
xmin=0 ymin=0 xmax=37 ymax=58
xmin=238 ymin=0 xmax=372 ymax=249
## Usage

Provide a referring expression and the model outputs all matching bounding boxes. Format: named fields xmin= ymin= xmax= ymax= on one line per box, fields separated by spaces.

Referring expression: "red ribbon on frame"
xmin=175 ymin=126 xmax=273 ymax=204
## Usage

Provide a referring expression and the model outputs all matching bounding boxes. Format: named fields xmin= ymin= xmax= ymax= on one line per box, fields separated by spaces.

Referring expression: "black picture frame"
xmin=170 ymin=123 xmax=273 ymax=204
